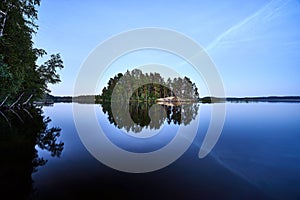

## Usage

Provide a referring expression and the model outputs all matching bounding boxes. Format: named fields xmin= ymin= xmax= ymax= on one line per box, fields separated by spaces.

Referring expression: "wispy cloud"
xmin=205 ymin=0 xmax=291 ymax=51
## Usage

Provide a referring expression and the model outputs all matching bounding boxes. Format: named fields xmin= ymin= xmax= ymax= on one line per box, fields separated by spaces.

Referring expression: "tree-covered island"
xmin=100 ymin=69 xmax=200 ymax=103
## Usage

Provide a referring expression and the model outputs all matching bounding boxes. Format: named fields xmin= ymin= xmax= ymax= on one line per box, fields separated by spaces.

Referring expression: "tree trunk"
xmin=0 ymin=0 xmax=8 ymax=37
xmin=0 ymin=96 xmax=8 ymax=107
xmin=10 ymin=93 xmax=24 ymax=108
xmin=0 ymin=110 xmax=10 ymax=127
xmin=10 ymin=109 xmax=24 ymax=123
xmin=23 ymin=94 xmax=33 ymax=105
xmin=23 ymin=108 xmax=33 ymax=119
xmin=0 ymin=11 xmax=7 ymax=37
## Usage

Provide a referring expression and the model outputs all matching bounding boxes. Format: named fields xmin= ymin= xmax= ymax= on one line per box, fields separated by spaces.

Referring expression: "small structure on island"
xmin=156 ymin=96 xmax=196 ymax=106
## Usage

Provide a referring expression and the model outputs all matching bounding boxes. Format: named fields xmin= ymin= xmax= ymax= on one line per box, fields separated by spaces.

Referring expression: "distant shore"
xmin=36 ymin=94 xmax=300 ymax=105
xmin=201 ymin=96 xmax=300 ymax=103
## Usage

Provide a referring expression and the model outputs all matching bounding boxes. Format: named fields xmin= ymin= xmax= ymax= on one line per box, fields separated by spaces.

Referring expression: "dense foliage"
xmin=0 ymin=0 xmax=63 ymax=105
xmin=101 ymin=69 xmax=200 ymax=102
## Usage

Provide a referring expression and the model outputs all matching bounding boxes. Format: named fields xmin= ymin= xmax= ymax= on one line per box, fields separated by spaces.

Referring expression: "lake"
xmin=1 ymin=102 xmax=300 ymax=199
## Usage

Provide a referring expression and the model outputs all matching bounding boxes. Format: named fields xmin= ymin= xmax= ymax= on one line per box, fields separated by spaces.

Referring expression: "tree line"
xmin=101 ymin=69 xmax=200 ymax=102
xmin=0 ymin=0 xmax=63 ymax=108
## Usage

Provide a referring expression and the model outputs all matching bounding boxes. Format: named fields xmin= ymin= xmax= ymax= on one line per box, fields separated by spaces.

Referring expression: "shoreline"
xmin=32 ymin=95 xmax=300 ymax=106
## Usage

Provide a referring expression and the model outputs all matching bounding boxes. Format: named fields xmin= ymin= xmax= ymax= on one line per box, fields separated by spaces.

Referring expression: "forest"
xmin=100 ymin=69 xmax=200 ymax=102
xmin=0 ymin=0 xmax=63 ymax=108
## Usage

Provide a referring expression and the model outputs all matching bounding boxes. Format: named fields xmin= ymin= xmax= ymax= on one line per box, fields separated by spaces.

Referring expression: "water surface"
xmin=1 ymin=102 xmax=300 ymax=199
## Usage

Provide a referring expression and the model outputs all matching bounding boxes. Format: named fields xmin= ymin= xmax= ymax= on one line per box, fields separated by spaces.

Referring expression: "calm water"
xmin=1 ymin=102 xmax=300 ymax=199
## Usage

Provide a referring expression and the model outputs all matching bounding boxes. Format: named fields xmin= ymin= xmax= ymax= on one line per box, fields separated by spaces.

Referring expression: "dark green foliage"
xmin=0 ymin=0 xmax=63 ymax=105
xmin=100 ymin=73 xmax=123 ymax=102
xmin=37 ymin=53 xmax=64 ymax=93
xmin=100 ymin=69 xmax=200 ymax=102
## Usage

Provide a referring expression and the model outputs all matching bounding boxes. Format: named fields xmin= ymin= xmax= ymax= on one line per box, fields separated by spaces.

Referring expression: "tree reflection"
xmin=0 ymin=106 xmax=63 ymax=199
xmin=101 ymin=101 xmax=199 ymax=133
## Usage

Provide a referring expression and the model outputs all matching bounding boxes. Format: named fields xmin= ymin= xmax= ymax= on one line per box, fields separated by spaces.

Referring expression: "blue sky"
xmin=33 ymin=0 xmax=300 ymax=97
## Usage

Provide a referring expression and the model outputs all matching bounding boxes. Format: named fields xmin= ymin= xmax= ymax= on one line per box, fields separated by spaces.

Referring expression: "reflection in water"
xmin=0 ymin=107 xmax=63 ymax=199
xmin=101 ymin=101 xmax=199 ymax=133
xmin=20 ymin=103 xmax=300 ymax=199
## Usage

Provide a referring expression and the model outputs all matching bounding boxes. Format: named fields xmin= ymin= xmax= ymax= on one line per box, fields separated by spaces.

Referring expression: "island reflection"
xmin=101 ymin=101 xmax=199 ymax=133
